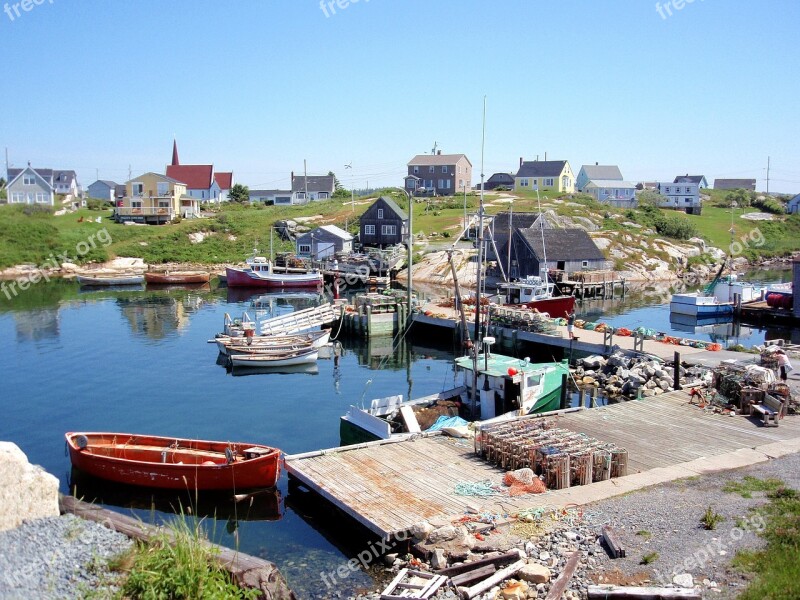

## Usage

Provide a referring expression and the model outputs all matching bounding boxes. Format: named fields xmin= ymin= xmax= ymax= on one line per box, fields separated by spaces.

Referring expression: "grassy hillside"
xmin=0 ymin=187 xmax=797 ymax=270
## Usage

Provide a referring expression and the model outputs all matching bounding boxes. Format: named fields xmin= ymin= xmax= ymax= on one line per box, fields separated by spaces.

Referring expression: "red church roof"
xmin=214 ymin=172 xmax=233 ymax=190
xmin=171 ymin=139 xmax=180 ymax=166
xmin=166 ymin=164 xmax=213 ymax=190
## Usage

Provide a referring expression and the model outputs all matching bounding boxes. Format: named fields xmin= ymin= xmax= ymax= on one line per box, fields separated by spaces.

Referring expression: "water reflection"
xmin=13 ymin=309 xmax=60 ymax=341
xmin=69 ymin=468 xmax=282 ymax=526
xmin=117 ymin=294 xmax=207 ymax=339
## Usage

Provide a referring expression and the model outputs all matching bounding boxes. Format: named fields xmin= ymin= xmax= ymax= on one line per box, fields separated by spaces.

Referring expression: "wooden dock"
xmin=412 ymin=306 xmax=751 ymax=366
xmin=284 ymin=390 xmax=800 ymax=539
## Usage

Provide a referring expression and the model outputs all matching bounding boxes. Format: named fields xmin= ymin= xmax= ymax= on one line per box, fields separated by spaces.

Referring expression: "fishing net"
xmin=503 ymin=468 xmax=547 ymax=496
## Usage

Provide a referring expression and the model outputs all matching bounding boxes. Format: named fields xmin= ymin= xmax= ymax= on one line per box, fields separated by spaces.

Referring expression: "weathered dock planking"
xmin=284 ymin=390 xmax=800 ymax=539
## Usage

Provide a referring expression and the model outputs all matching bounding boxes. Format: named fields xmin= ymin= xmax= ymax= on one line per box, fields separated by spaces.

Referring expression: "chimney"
xmin=595 ymin=162 xmax=599 ymax=166
xmin=437 ymin=150 xmax=441 ymax=155
xmin=544 ymin=152 xmax=547 ymax=161
xmin=520 ymin=157 xmax=523 ymax=168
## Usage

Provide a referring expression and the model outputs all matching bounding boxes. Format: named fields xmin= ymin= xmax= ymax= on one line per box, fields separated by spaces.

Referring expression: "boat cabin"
xmin=497 ymin=276 xmax=556 ymax=304
xmin=454 ymin=342 xmax=568 ymax=420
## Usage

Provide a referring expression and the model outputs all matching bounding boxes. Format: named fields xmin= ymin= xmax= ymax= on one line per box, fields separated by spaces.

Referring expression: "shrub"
xmin=701 ymin=506 xmax=725 ymax=530
xmin=86 ymin=198 xmax=112 ymax=211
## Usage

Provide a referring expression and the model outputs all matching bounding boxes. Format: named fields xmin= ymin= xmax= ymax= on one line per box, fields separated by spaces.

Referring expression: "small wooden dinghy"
xmin=65 ymin=432 xmax=281 ymax=490
xmin=213 ymin=330 xmax=330 ymax=355
xmin=229 ymin=347 xmax=319 ymax=368
xmin=76 ymin=274 xmax=145 ymax=286
xmin=145 ymin=271 xmax=210 ymax=284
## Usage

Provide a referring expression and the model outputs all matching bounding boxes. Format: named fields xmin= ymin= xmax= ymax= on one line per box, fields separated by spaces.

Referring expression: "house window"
xmin=35 ymin=193 xmax=47 ymax=203
xmin=520 ymin=178 xmax=529 ymax=187
xmin=11 ymin=192 xmax=23 ymax=203
xmin=382 ymin=225 xmax=397 ymax=236
xmin=158 ymin=200 xmax=170 ymax=208
xmin=582 ymin=260 xmax=589 ymax=268
xmin=377 ymin=208 xmax=384 ymax=219
xmin=685 ymin=198 xmax=692 ymax=203
xmin=413 ymin=166 xmax=419 ymax=174
xmin=685 ymin=187 xmax=691 ymax=193
xmin=296 ymin=192 xmax=306 ymax=200
xmin=298 ymin=244 xmax=311 ymax=254
xmin=132 ymin=182 xmax=144 ymax=196
xmin=157 ymin=182 xmax=169 ymax=196
xmin=442 ymin=166 xmax=448 ymax=174
xmin=544 ymin=178 xmax=554 ymax=187
xmin=364 ymin=225 xmax=376 ymax=235
xmin=664 ymin=187 xmax=671 ymax=194
xmin=429 ymin=166 xmax=435 ymax=173
xmin=459 ymin=179 xmax=464 ymax=189
xmin=131 ymin=200 xmax=142 ymax=208
xmin=444 ymin=180 xmax=451 ymax=189
xmin=318 ymin=192 xmax=329 ymax=199
xmin=23 ymin=175 xmax=35 ymax=185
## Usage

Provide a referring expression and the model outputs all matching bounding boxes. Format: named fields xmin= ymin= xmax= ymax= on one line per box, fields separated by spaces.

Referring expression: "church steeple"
xmin=171 ymin=139 xmax=180 ymax=166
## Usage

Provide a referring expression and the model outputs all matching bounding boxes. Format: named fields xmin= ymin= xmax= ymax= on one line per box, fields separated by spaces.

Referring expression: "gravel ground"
xmin=0 ymin=514 xmax=133 ymax=600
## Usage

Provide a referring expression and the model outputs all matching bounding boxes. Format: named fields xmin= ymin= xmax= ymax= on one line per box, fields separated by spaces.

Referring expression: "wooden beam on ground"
xmin=587 ymin=586 xmax=702 ymax=599
xmin=544 ymin=550 xmax=581 ymax=600
xmin=458 ymin=559 xmax=526 ymax=599
xmin=60 ymin=495 xmax=296 ymax=600
xmin=435 ymin=549 xmax=524 ymax=576
xmin=601 ymin=525 xmax=626 ymax=558
xmin=448 ymin=564 xmax=496 ymax=587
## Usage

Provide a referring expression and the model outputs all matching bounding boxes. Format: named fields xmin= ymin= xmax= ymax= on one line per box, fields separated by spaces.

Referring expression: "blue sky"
xmin=1 ymin=0 xmax=798 ymax=193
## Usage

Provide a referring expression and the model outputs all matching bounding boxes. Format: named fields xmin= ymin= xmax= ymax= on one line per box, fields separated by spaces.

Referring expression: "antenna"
xmin=431 ymin=141 xmax=438 ymax=155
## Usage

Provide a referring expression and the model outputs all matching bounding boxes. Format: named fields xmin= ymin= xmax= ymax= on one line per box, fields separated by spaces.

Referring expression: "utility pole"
xmin=766 ymin=156 xmax=770 ymax=194
xmin=4 ymin=147 xmax=8 ymax=178
xmin=474 ymin=96 xmax=487 ymax=343
xmin=406 ymin=188 xmax=413 ymax=322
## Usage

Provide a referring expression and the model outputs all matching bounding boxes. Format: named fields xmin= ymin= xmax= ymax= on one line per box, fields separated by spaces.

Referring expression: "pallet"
xmin=380 ymin=568 xmax=446 ymax=599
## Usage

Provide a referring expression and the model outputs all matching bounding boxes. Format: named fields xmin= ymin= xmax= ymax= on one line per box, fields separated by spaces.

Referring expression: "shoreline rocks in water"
xmin=0 ymin=442 xmax=59 ymax=532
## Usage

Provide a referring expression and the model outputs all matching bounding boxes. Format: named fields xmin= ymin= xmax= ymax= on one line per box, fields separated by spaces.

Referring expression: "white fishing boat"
xmin=76 ymin=274 xmax=144 ymax=286
xmin=670 ymin=274 xmax=764 ymax=317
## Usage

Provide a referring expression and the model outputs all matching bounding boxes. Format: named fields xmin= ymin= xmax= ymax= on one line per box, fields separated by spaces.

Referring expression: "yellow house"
xmin=514 ymin=159 xmax=575 ymax=194
xmin=115 ymin=172 xmax=199 ymax=224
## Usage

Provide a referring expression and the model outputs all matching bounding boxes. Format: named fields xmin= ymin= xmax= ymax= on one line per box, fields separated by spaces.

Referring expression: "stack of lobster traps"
xmin=475 ymin=418 xmax=627 ymax=491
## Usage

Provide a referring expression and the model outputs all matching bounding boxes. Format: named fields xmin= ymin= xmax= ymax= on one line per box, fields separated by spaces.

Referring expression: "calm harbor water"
xmin=0 ymin=271 xmax=793 ymax=597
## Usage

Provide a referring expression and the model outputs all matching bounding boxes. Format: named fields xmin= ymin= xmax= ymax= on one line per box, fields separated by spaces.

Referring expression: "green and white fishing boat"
xmin=340 ymin=338 xmax=569 ymax=445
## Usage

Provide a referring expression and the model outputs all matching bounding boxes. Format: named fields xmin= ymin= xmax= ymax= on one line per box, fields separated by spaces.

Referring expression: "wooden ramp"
xmin=259 ymin=303 xmax=337 ymax=335
xmin=285 ymin=391 xmax=800 ymax=539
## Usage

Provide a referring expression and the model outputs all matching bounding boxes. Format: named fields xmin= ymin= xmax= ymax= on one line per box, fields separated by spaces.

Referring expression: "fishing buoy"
xmin=508 ymin=368 xmax=518 ymax=376
xmin=76 ymin=435 xmax=89 ymax=450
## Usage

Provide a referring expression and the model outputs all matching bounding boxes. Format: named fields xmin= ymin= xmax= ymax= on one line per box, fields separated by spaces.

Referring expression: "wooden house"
xmin=502 ymin=228 xmax=607 ymax=279
xmin=359 ymin=196 xmax=408 ymax=248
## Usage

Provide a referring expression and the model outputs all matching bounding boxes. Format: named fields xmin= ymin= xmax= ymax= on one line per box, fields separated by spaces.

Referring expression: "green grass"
xmin=701 ymin=506 xmax=725 ymax=530
xmin=640 ymin=551 xmax=659 ymax=565
xmin=636 ymin=530 xmax=652 ymax=539
xmin=732 ymin=483 xmax=800 ymax=599
xmin=118 ymin=517 xmax=257 ymax=600
xmin=723 ymin=476 xmax=786 ymax=499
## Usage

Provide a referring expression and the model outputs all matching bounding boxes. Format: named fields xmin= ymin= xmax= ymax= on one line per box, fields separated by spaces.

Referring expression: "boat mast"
xmin=536 ymin=188 xmax=548 ymax=283
xmin=472 ymin=96 xmax=487 ymax=419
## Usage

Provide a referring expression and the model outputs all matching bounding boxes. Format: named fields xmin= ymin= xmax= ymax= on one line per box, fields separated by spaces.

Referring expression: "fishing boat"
xmin=340 ymin=338 xmax=570 ymax=444
xmin=670 ymin=270 xmax=764 ymax=318
xmin=226 ymin=251 xmax=323 ymax=289
xmin=76 ymin=274 xmax=145 ymax=286
xmin=65 ymin=432 xmax=281 ymax=490
xmin=495 ymin=275 xmax=575 ymax=318
xmin=213 ymin=330 xmax=331 ymax=355
xmin=145 ymin=271 xmax=210 ymax=285
xmin=229 ymin=346 xmax=319 ymax=368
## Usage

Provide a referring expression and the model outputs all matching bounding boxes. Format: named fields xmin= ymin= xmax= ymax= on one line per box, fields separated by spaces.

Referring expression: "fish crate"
xmin=592 ymin=449 xmax=612 ymax=482
xmin=610 ymin=449 xmax=628 ymax=478
xmin=760 ymin=352 xmax=779 ymax=370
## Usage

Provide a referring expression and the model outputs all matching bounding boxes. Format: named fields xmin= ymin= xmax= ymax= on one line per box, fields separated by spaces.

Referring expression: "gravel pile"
xmin=0 ymin=514 xmax=133 ymax=599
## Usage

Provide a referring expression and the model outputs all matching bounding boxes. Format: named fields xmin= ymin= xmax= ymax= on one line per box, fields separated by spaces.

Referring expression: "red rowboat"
xmin=65 ymin=432 xmax=281 ymax=490
xmin=145 ymin=271 xmax=211 ymax=284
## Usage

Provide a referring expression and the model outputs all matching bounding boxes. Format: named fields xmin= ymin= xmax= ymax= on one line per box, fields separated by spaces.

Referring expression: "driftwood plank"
xmin=544 ymin=550 xmax=581 ymax=600
xmin=60 ymin=495 xmax=296 ymax=600
xmin=436 ymin=549 xmax=524 ymax=576
xmin=449 ymin=564 xmax=496 ymax=587
xmin=459 ymin=559 xmax=526 ymax=599
xmin=601 ymin=525 xmax=626 ymax=558
xmin=587 ymin=586 xmax=702 ymax=599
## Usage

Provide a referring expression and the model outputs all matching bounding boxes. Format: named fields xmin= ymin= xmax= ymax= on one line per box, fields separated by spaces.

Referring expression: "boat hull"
xmin=521 ymin=296 xmax=575 ymax=319
xmin=65 ymin=432 xmax=281 ymax=490
xmin=215 ymin=330 xmax=330 ymax=355
xmin=225 ymin=267 xmax=323 ymax=289
xmin=77 ymin=275 xmax=145 ymax=286
xmin=670 ymin=293 xmax=734 ymax=317
xmin=145 ymin=271 xmax=210 ymax=284
xmin=229 ymin=348 xmax=319 ymax=368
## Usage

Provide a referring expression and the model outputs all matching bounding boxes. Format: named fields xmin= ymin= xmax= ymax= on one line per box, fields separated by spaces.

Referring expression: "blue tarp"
xmin=427 ymin=415 xmax=470 ymax=432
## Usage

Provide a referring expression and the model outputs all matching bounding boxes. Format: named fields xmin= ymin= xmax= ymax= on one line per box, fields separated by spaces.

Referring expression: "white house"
xmin=291 ymin=173 xmax=335 ymax=204
xmin=657 ymin=181 xmax=701 ymax=214
xmin=4 ymin=166 xmax=62 ymax=205
xmin=249 ymin=189 xmax=293 ymax=205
